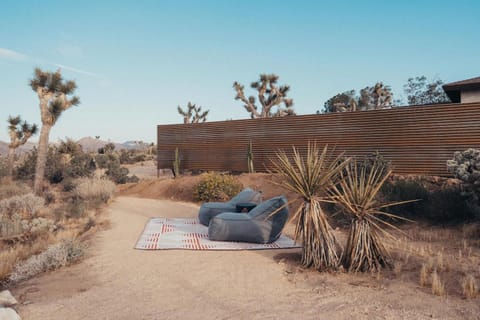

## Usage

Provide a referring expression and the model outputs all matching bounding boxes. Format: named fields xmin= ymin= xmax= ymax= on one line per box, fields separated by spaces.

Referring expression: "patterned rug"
xmin=135 ymin=217 xmax=301 ymax=250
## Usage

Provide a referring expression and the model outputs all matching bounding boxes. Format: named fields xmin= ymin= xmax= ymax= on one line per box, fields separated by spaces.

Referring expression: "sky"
xmin=0 ymin=0 xmax=479 ymax=144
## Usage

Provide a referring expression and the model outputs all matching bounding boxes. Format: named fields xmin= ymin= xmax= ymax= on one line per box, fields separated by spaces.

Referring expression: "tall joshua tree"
xmin=6 ymin=115 xmax=38 ymax=177
xmin=177 ymin=102 xmax=209 ymax=124
xmin=233 ymin=74 xmax=295 ymax=118
xmin=30 ymin=68 xmax=80 ymax=194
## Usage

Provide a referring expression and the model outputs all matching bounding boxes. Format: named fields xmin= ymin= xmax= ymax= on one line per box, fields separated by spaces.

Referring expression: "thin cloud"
xmin=53 ymin=63 xmax=102 ymax=78
xmin=0 ymin=48 xmax=27 ymax=61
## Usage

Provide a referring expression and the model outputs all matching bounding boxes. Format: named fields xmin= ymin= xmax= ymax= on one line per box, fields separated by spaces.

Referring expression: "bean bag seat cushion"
xmin=208 ymin=195 xmax=289 ymax=244
xmin=198 ymin=188 xmax=262 ymax=226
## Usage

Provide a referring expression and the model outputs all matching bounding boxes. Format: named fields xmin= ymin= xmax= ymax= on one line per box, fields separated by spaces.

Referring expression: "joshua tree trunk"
xmin=7 ymin=147 xmax=15 ymax=178
xmin=33 ymin=124 xmax=52 ymax=194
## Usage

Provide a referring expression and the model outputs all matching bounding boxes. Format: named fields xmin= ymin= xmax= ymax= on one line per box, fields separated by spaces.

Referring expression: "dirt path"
xmin=12 ymin=197 xmax=480 ymax=320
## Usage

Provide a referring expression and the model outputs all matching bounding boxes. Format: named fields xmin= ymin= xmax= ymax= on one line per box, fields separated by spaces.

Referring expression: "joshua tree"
xmin=358 ymin=82 xmax=393 ymax=110
xmin=324 ymin=82 xmax=394 ymax=113
xmin=271 ymin=143 xmax=349 ymax=270
xmin=6 ymin=115 xmax=38 ymax=177
xmin=30 ymin=68 xmax=80 ymax=194
xmin=233 ymin=74 xmax=295 ymax=118
xmin=177 ymin=102 xmax=209 ymax=124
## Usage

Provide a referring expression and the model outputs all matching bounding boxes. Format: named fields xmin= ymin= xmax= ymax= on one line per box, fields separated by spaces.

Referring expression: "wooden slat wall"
xmin=157 ymin=103 xmax=480 ymax=176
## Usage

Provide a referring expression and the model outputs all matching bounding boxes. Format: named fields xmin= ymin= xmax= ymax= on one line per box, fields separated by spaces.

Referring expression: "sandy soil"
xmin=11 ymin=196 xmax=480 ymax=320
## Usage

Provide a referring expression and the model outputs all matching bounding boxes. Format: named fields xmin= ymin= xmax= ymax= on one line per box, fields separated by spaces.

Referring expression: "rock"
xmin=0 ymin=307 xmax=21 ymax=320
xmin=0 ymin=290 xmax=17 ymax=307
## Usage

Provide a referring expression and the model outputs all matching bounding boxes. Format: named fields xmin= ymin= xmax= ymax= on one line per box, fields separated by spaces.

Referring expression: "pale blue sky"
xmin=1 ymin=0 xmax=479 ymax=143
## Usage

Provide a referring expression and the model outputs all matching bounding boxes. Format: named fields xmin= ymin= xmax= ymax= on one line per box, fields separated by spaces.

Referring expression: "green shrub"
xmin=105 ymin=162 xmax=138 ymax=184
xmin=193 ymin=172 xmax=243 ymax=202
xmin=95 ymin=153 xmax=119 ymax=169
xmin=15 ymin=147 xmax=95 ymax=184
xmin=65 ymin=198 xmax=87 ymax=219
xmin=65 ymin=153 xmax=96 ymax=179
xmin=381 ymin=179 xmax=479 ymax=224
xmin=381 ymin=180 xmax=429 ymax=219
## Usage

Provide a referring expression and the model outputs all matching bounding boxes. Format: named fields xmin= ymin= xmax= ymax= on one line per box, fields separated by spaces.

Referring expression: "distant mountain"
xmin=77 ymin=137 xmax=150 ymax=152
xmin=0 ymin=141 xmax=36 ymax=156
xmin=0 ymin=137 xmax=150 ymax=156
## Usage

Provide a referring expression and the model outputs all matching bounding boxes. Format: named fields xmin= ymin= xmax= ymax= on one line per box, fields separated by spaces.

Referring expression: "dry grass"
xmin=431 ymin=270 xmax=446 ymax=296
xmin=461 ymin=274 xmax=478 ymax=299
xmin=73 ymin=177 xmax=116 ymax=203
xmin=419 ymin=263 xmax=429 ymax=287
xmin=0 ymin=180 xmax=30 ymax=200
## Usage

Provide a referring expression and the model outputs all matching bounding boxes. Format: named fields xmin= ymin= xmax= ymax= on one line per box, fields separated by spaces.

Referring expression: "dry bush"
xmin=420 ymin=263 xmax=429 ymax=287
xmin=0 ymin=213 xmax=23 ymax=238
xmin=0 ymin=239 xmax=50 ymax=284
xmin=0 ymin=248 xmax=19 ymax=283
xmin=463 ymin=223 xmax=480 ymax=241
xmin=72 ymin=177 xmax=116 ymax=203
xmin=0 ymin=193 xmax=45 ymax=217
xmin=462 ymin=274 xmax=478 ymax=299
xmin=8 ymin=239 xmax=84 ymax=284
xmin=22 ymin=217 xmax=55 ymax=236
xmin=431 ymin=270 xmax=446 ymax=296
xmin=0 ymin=180 xmax=30 ymax=200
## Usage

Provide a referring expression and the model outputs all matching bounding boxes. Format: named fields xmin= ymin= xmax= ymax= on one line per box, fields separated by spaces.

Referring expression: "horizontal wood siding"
xmin=157 ymin=103 xmax=480 ymax=176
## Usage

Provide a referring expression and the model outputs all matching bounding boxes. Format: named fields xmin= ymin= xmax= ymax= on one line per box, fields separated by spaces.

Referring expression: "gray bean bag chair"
xmin=208 ymin=195 xmax=289 ymax=244
xmin=198 ymin=188 xmax=262 ymax=226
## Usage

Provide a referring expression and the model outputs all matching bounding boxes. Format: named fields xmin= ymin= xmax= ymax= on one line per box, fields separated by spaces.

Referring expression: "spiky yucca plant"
xmin=272 ymin=143 xmax=349 ymax=271
xmin=331 ymin=160 xmax=414 ymax=272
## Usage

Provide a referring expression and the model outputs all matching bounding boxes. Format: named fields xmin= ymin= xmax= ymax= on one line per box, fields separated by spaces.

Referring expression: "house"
xmin=443 ymin=76 xmax=480 ymax=103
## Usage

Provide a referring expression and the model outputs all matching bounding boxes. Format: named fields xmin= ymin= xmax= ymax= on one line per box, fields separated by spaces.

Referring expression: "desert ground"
xmin=11 ymin=190 xmax=480 ymax=320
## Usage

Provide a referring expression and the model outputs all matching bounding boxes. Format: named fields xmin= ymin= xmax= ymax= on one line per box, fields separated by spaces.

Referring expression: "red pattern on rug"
xmin=135 ymin=217 xmax=301 ymax=251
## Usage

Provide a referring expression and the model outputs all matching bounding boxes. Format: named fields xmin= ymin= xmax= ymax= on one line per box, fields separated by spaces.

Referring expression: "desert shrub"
xmin=105 ymin=162 xmax=139 ymax=184
xmin=8 ymin=239 xmax=84 ymax=284
xmin=95 ymin=154 xmax=110 ymax=169
xmin=0 ymin=193 xmax=45 ymax=217
xmin=381 ymin=180 xmax=478 ymax=224
xmin=360 ymin=151 xmax=391 ymax=178
xmin=381 ymin=180 xmax=429 ymax=219
xmin=447 ymin=148 xmax=480 ymax=204
xmin=193 ymin=172 xmax=243 ymax=202
xmin=0 ymin=213 xmax=23 ymax=238
xmin=65 ymin=198 xmax=88 ymax=218
xmin=21 ymin=217 xmax=55 ymax=236
xmin=0 ymin=156 xmax=7 ymax=178
xmin=0 ymin=181 xmax=30 ymax=200
xmin=57 ymin=138 xmax=82 ymax=155
xmin=62 ymin=178 xmax=76 ymax=192
xmin=64 ymin=153 xmax=96 ymax=178
xmin=15 ymin=147 xmax=95 ymax=184
xmin=73 ymin=177 xmax=116 ymax=203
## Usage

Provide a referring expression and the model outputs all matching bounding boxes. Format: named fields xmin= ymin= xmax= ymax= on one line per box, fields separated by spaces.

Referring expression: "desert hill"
xmin=0 ymin=137 xmax=152 ymax=156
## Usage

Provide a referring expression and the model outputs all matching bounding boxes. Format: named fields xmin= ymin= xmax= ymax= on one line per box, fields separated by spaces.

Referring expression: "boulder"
xmin=0 ymin=290 xmax=17 ymax=307
xmin=0 ymin=307 xmax=21 ymax=320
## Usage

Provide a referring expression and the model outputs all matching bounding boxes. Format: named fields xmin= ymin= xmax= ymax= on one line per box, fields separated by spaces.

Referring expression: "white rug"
xmin=135 ymin=217 xmax=301 ymax=250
